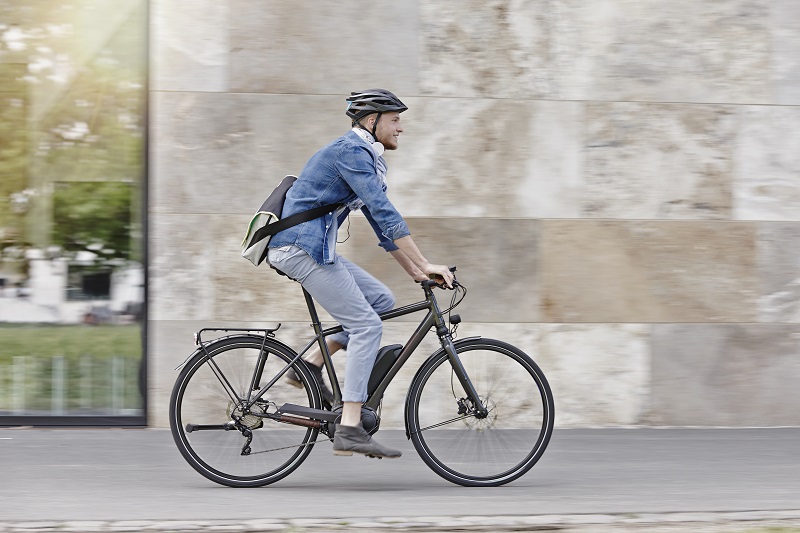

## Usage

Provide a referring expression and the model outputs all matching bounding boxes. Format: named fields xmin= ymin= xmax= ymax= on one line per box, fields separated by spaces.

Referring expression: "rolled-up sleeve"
xmin=383 ymin=220 xmax=410 ymax=242
xmin=363 ymin=206 xmax=403 ymax=251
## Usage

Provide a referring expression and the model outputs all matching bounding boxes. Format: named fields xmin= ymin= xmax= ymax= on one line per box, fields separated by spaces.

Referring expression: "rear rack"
xmin=174 ymin=326 xmax=282 ymax=371
xmin=194 ymin=325 xmax=281 ymax=346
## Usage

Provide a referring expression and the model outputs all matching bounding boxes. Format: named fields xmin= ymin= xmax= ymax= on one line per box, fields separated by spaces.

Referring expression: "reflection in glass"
xmin=0 ymin=1 xmax=146 ymax=420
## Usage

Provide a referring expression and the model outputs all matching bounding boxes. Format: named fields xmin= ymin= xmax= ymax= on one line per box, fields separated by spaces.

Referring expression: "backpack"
xmin=241 ymin=175 xmax=341 ymax=266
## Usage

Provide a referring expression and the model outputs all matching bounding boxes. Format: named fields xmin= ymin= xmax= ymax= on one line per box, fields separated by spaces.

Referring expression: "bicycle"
xmin=169 ymin=267 xmax=554 ymax=487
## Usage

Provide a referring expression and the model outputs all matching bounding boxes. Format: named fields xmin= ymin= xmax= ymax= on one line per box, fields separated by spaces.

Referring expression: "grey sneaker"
xmin=332 ymin=424 xmax=402 ymax=459
xmin=285 ymin=363 xmax=334 ymax=405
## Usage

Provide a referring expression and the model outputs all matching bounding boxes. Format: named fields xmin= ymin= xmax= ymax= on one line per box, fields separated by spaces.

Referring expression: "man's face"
xmin=374 ymin=111 xmax=403 ymax=150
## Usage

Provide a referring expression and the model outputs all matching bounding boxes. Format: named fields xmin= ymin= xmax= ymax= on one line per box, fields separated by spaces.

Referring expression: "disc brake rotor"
xmin=462 ymin=397 xmax=497 ymax=430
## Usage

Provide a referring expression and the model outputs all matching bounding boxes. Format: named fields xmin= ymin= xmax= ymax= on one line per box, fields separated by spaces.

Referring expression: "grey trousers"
xmin=267 ymin=245 xmax=395 ymax=403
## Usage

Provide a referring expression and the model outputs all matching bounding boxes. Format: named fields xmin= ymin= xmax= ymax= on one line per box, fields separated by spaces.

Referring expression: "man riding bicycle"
xmin=267 ymin=89 xmax=454 ymax=459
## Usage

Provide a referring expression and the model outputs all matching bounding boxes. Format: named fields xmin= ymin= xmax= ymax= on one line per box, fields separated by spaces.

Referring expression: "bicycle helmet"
xmin=346 ymin=89 xmax=408 ymax=142
xmin=346 ymin=89 xmax=408 ymax=120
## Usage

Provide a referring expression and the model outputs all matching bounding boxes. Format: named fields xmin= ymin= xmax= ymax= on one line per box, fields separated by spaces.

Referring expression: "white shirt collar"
xmin=352 ymin=127 xmax=385 ymax=157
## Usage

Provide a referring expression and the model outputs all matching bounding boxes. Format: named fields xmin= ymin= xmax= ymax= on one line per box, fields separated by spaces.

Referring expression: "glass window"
xmin=0 ymin=0 xmax=147 ymax=423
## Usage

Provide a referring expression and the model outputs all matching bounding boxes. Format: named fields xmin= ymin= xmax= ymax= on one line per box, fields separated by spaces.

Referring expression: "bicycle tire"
xmin=405 ymin=337 xmax=554 ymax=487
xmin=169 ymin=335 xmax=323 ymax=487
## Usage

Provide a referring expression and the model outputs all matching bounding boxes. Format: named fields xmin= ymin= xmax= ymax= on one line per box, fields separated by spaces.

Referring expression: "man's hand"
xmin=423 ymin=264 xmax=454 ymax=288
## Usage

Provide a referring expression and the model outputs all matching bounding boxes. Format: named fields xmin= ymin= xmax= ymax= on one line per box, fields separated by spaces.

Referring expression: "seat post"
xmin=301 ymin=286 xmax=342 ymax=404
xmin=302 ymin=287 xmax=323 ymax=333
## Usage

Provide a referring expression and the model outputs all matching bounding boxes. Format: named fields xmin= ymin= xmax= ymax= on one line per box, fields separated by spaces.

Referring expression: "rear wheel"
xmin=405 ymin=338 xmax=554 ymax=487
xmin=169 ymin=335 xmax=322 ymax=487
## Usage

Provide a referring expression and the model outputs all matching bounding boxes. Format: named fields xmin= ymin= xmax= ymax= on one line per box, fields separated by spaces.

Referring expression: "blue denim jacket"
xmin=268 ymin=130 xmax=411 ymax=265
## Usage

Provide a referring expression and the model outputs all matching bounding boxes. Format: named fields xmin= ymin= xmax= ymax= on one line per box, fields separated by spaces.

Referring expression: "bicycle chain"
xmin=247 ymin=436 xmax=333 ymax=455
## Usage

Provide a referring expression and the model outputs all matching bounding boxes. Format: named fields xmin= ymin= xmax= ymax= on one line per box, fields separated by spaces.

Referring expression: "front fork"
xmin=439 ymin=334 xmax=489 ymax=419
xmin=428 ymin=287 xmax=488 ymax=419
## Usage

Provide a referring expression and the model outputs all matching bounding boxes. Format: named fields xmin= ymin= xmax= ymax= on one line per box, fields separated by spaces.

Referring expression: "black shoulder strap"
xmin=250 ymin=202 xmax=341 ymax=246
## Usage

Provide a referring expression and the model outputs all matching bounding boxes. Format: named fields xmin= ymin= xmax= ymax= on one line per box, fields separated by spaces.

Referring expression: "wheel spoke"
xmin=414 ymin=414 xmax=472 ymax=433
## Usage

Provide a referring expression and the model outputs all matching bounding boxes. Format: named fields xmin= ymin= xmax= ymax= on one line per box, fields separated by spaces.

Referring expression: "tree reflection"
xmin=0 ymin=0 xmax=146 ymax=419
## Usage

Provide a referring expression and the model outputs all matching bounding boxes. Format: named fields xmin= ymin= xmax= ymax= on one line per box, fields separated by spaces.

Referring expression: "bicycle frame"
xmin=195 ymin=278 xmax=487 ymax=432
xmin=301 ymin=279 xmax=486 ymax=415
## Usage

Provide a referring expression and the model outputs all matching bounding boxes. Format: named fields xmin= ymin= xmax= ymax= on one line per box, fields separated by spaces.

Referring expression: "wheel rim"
xmin=411 ymin=343 xmax=552 ymax=483
xmin=173 ymin=340 xmax=319 ymax=483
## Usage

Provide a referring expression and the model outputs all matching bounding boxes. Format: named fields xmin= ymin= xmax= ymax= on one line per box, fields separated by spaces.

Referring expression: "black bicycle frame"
xmin=190 ymin=280 xmax=487 ymax=435
xmin=303 ymin=280 xmax=486 ymax=415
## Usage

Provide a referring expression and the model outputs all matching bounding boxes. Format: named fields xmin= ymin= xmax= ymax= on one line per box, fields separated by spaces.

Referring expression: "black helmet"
xmin=345 ymin=89 xmax=408 ymax=121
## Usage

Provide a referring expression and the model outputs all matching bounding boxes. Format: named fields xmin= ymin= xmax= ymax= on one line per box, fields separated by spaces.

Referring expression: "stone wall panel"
xmin=336 ymin=217 xmax=541 ymax=323
xmin=553 ymin=0 xmax=770 ymax=104
xmin=151 ymin=92 xmax=350 ymax=216
xmin=150 ymin=0 xmax=229 ymax=92
xmin=540 ymin=221 xmax=759 ymax=322
xmin=770 ymin=1 xmax=800 ymax=105
xmin=393 ymin=98 xmax=583 ymax=218
xmin=228 ymin=0 xmax=419 ymax=95
xmin=733 ymin=106 xmax=800 ymax=221
xmin=150 ymin=214 xmax=217 ymax=322
xmin=582 ymin=103 xmax=735 ymax=219
xmin=151 ymin=92 xmax=261 ymax=215
xmin=652 ymin=324 xmax=800 ymax=426
xmin=418 ymin=0 xmax=552 ymax=98
xmin=757 ymin=222 xmax=800 ymax=323
xmin=536 ymin=323 xmax=651 ymax=427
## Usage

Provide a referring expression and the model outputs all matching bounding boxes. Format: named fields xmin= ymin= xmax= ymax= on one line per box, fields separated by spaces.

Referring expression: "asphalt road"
xmin=1 ymin=427 xmax=798 ymax=523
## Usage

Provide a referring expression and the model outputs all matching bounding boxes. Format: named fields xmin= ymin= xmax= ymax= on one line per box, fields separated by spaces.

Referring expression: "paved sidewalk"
xmin=1 ymin=512 xmax=800 ymax=533
xmin=1 ymin=427 xmax=799 ymax=531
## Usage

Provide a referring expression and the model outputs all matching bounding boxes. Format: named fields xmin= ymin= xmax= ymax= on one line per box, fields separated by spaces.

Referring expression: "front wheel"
xmin=405 ymin=338 xmax=554 ymax=487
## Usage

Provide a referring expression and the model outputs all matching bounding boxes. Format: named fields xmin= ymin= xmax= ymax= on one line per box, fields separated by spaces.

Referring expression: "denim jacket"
xmin=268 ymin=130 xmax=410 ymax=265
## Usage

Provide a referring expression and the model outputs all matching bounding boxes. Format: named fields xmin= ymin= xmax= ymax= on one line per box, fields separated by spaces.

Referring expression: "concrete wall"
xmin=148 ymin=1 xmax=800 ymax=428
